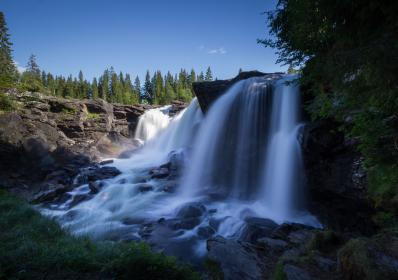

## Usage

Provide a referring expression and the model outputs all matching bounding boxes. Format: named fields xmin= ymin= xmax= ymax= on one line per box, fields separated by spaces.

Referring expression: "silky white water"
xmin=42 ymin=75 xmax=320 ymax=261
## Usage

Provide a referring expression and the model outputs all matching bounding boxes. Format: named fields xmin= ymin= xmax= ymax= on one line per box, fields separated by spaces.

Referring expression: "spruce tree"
xmin=26 ymin=54 xmax=40 ymax=78
xmin=205 ymin=66 xmax=213 ymax=81
xmin=143 ymin=70 xmax=152 ymax=104
xmin=91 ymin=78 xmax=99 ymax=99
xmin=134 ymin=75 xmax=141 ymax=103
xmin=198 ymin=71 xmax=205 ymax=81
xmin=0 ymin=12 xmax=17 ymax=88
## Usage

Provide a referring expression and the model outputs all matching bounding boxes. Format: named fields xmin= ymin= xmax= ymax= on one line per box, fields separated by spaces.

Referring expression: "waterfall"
xmin=134 ymin=105 xmax=172 ymax=143
xmin=42 ymin=76 xmax=319 ymax=261
xmin=181 ymin=75 xmax=318 ymax=226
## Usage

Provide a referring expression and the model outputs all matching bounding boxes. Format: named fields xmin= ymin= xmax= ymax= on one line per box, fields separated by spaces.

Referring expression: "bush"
xmin=0 ymin=93 xmax=15 ymax=112
xmin=0 ymin=190 xmax=199 ymax=280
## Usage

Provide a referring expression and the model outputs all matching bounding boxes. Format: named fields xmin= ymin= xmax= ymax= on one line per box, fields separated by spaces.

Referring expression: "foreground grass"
xmin=0 ymin=190 xmax=199 ymax=280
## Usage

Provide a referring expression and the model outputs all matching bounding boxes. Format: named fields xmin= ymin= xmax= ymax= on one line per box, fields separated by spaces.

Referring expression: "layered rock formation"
xmin=0 ymin=91 xmax=185 ymax=200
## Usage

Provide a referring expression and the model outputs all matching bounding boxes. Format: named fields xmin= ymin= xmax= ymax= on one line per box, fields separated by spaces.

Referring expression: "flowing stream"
xmin=42 ymin=75 xmax=320 ymax=262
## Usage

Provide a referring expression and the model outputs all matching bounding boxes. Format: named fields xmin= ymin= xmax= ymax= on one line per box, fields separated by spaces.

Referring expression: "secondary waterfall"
xmin=42 ymin=75 xmax=319 ymax=262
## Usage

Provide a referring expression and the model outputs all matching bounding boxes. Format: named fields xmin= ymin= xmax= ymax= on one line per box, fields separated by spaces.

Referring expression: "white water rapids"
xmin=42 ymin=75 xmax=320 ymax=261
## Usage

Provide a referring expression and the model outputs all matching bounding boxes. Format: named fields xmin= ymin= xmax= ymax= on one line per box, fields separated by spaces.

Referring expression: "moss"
xmin=338 ymin=238 xmax=386 ymax=280
xmin=368 ymin=164 xmax=398 ymax=214
xmin=204 ymin=259 xmax=224 ymax=280
xmin=0 ymin=190 xmax=199 ymax=280
xmin=272 ymin=261 xmax=287 ymax=280
xmin=308 ymin=230 xmax=342 ymax=254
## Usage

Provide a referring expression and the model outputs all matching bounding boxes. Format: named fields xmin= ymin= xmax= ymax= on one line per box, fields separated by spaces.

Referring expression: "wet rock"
xmin=207 ymin=236 xmax=265 ymax=280
xmin=136 ymin=183 xmax=153 ymax=192
xmin=150 ymin=167 xmax=169 ymax=179
xmin=197 ymin=226 xmax=216 ymax=239
xmin=283 ymin=264 xmax=312 ymax=280
xmin=176 ymin=202 xmax=206 ymax=219
xmin=68 ymin=193 xmax=92 ymax=208
xmin=239 ymin=217 xmax=278 ymax=243
xmin=99 ymin=159 xmax=114 ymax=165
xmin=88 ymin=181 xmax=104 ymax=194
xmin=288 ymin=229 xmax=315 ymax=244
xmin=78 ymin=166 xmax=121 ymax=184
xmin=166 ymin=217 xmax=201 ymax=230
xmin=257 ymin=237 xmax=289 ymax=251
xmin=31 ymin=184 xmax=70 ymax=203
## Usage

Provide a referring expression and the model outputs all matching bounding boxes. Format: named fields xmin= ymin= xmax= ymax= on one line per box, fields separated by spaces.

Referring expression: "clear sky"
xmin=1 ymin=0 xmax=284 ymax=81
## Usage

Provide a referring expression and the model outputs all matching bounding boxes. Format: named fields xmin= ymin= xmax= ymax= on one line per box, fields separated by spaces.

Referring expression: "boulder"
xmin=176 ymin=202 xmax=206 ymax=219
xmin=206 ymin=236 xmax=266 ymax=280
xmin=239 ymin=217 xmax=278 ymax=243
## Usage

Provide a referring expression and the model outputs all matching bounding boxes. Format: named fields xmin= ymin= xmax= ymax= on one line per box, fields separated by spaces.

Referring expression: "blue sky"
xmin=1 ymin=0 xmax=284 ymax=81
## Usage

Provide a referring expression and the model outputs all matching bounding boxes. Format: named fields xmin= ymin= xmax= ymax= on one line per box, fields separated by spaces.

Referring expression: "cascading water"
xmin=134 ymin=105 xmax=172 ymax=143
xmin=42 ymin=75 xmax=320 ymax=263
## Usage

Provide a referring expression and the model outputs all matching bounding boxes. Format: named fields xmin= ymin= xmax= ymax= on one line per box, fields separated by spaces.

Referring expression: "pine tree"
xmin=198 ymin=71 xmax=205 ymax=81
xmin=205 ymin=66 xmax=213 ymax=81
xmin=91 ymin=78 xmax=99 ymax=99
xmin=26 ymin=54 xmax=40 ymax=78
xmin=0 ymin=12 xmax=17 ymax=88
xmin=134 ymin=75 xmax=141 ymax=103
xmin=98 ymin=69 xmax=109 ymax=101
xmin=143 ymin=70 xmax=152 ymax=103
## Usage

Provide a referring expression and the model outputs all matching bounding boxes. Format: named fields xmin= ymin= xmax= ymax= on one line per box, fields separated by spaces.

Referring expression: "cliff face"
xmin=193 ymin=71 xmax=284 ymax=112
xmin=0 ymin=91 xmax=185 ymax=199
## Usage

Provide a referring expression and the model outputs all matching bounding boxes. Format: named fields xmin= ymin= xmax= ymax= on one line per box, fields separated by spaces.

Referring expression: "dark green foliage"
xmin=0 ymin=92 xmax=15 ymax=112
xmin=205 ymin=66 xmax=213 ymax=81
xmin=272 ymin=261 xmax=287 ymax=280
xmin=261 ymin=0 xmax=398 ymax=216
xmin=0 ymin=12 xmax=18 ymax=89
xmin=0 ymin=190 xmax=199 ymax=280
xmin=309 ymin=230 xmax=343 ymax=254
xmin=204 ymin=259 xmax=224 ymax=280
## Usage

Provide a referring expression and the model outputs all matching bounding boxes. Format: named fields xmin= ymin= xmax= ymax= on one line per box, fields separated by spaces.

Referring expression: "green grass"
xmin=0 ymin=190 xmax=199 ymax=280
xmin=86 ymin=112 xmax=101 ymax=119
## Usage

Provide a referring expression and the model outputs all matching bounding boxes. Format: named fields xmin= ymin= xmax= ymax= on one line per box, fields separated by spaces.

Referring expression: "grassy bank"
xmin=0 ymin=190 xmax=199 ymax=280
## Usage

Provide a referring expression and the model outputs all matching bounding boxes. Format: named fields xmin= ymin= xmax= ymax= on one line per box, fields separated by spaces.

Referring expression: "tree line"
xmin=0 ymin=11 xmax=214 ymax=105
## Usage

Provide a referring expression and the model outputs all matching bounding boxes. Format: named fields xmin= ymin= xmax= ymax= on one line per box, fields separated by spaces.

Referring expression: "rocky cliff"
xmin=0 ymin=91 xmax=185 ymax=200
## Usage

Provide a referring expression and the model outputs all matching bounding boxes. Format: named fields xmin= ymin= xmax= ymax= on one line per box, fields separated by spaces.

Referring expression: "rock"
xmin=283 ymin=264 xmax=312 ymax=280
xmin=88 ymin=181 xmax=103 ymax=194
xmin=239 ymin=217 xmax=278 ymax=243
xmin=31 ymin=184 xmax=70 ymax=203
xmin=99 ymin=159 xmax=114 ymax=165
xmin=176 ymin=202 xmax=206 ymax=219
xmin=287 ymin=229 xmax=315 ymax=244
xmin=0 ymin=91 xmax=165 ymax=200
xmin=197 ymin=226 xmax=216 ymax=239
xmin=81 ymin=166 xmax=121 ymax=183
xmin=302 ymin=119 xmax=376 ymax=234
xmin=313 ymin=254 xmax=336 ymax=272
xmin=257 ymin=237 xmax=289 ymax=251
xmin=193 ymin=71 xmax=283 ymax=112
xmin=206 ymin=236 xmax=265 ymax=280
xmin=136 ymin=183 xmax=153 ymax=192
xmin=150 ymin=167 xmax=169 ymax=179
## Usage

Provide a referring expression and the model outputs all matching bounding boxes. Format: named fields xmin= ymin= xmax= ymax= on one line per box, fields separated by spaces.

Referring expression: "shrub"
xmin=0 ymin=93 xmax=15 ymax=112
